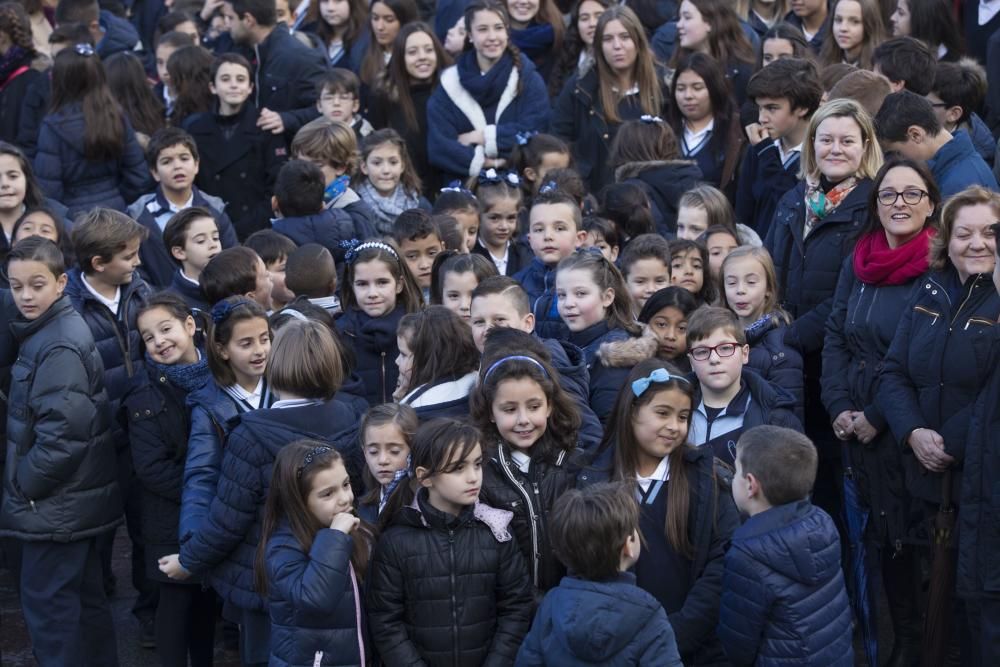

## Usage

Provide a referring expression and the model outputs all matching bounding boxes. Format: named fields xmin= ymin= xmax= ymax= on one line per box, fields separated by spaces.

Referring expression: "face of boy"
xmin=688 ymin=328 xmax=749 ymax=396
xmin=211 ymin=62 xmax=253 ymax=109
xmin=528 ymin=203 xmax=583 ymax=265
xmin=756 ymin=97 xmax=807 ymax=141
xmin=172 ymin=216 xmax=221 ymax=273
xmin=317 ymin=88 xmax=359 ymax=123
xmin=7 ymin=259 xmax=66 ymax=320
xmin=153 ymin=143 xmax=199 ymax=195
xmin=400 ymin=234 xmax=444 ymax=288
xmin=267 ymin=257 xmax=296 ymax=308
xmin=94 ymin=237 xmax=142 ymax=286
xmin=469 ymin=293 xmax=534 ymax=352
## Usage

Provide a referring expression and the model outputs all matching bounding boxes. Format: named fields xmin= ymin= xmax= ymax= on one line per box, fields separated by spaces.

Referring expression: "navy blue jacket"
xmin=15 ymin=65 xmax=49 ymax=158
xmin=265 ymin=522 xmax=367 ymax=667
xmin=471 ymin=237 xmax=534 ymax=277
xmin=168 ymin=269 xmax=210 ymax=314
xmin=516 ymin=573 xmax=683 ymax=667
xmin=968 ymin=113 xmax=995 ymax=167
xmin=514 ymin=258 xmax=567 ymax=339
xmin=615 ymin=160 xmax=704 ymax=236
xmin=272 ymin=208 xmax=375 ymax=266
xmin=543 ymin=338 xmax=603 ymax=450
xmin=718 ymin=501 xmax=853 ymax=667
xmin=335 ymin=306 xmax=406 ymax=406
xmin=570 ymin=321 xmax=634 ymax=424
xmin=253 ymin=23 xmax=328 ymax=139
xmin=400 ymin=372 xmax=477 ymax=422
xmin=179 ymin=398 xmax=365 ymax=611
xmin=735 ymin=138 xmax=801 ymax=236
xmin=927 ymin=130 xmax=998 ymax=200
xmin=97 ymin=9 xmax=146 ymax=62
xmin=0 ymin=60 xmax=44 ymax=146
xmin=745 ymin=316 xmax=805 ymax=421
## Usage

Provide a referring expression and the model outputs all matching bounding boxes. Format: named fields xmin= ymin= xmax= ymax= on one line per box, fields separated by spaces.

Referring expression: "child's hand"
xmin=458 ymin=129 xmax=485 ymax=146
xmin=744 ymin=123 xmax=770 ymax=146
xmin=257 ymin=109 xmax=285 ymax=134
xmin=330 ymin=512 xmax=360 ymax=535
xmin=158 ymin=554 xmax=191 ymax=581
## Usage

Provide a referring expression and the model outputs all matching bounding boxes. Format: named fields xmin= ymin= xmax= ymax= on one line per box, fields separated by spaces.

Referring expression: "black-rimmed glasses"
xmin=877 ymin=189 xmax=928 ymax=207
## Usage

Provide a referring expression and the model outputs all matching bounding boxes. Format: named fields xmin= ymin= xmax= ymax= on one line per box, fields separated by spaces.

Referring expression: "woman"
xmin=357 ymin=0 xmax=418 ymax=87
xmin=817 ymin=0 xmax=886 ymax=70
xmin=671 ymin=0 xmax=756 ymax=105
xmin=552 ymin=5 xmax=668 ymax=193
xmin=889 ymin=0 xmax=964 ymax=61
xmin=0 ymin=2 xmax=45 ymax=144
xmin=426 ymin=0 xmax=550 ymax=184
xmin=546 ymin=0 xmax=611 ymax=97
xmin=821 ymin=156 xmax=940 ymax=667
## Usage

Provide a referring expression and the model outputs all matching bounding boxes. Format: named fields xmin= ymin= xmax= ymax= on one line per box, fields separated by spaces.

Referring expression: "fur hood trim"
xmin=598 ymin=324 xmax=660 ymax=368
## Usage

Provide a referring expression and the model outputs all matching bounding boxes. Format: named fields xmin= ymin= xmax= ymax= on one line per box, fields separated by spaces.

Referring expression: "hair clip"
xmin=483 ymin=355 xmax=549 ymax=383
xmin=210 ymin=297 xmax=252 ymax=326
xmin=478 ymin=169 xmax=520 ymax=187
xmin=640 ymin=114 xmax=664 ymax=124
xmin=539 ymin=180 xmax=558 ymax=194
xmin=515 ymin=130 xmax=538 ymax=146
xmin=74 ymin=43 xmax=95 ymax=57
xmin=341 ymin=239 xmax=399 ymax=264
xmin=440 ymin=181 xmax=476 ymax=198
xmin=631 ymin=368 xmax=691 ymax=398
xmin=297 ymin=445 xmax=333 ymax=479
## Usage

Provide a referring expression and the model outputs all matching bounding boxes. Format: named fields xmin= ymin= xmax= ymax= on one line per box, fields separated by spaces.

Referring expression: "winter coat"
xmin=516 ymin=573 xmax=683 ymax=667
xmin=34 ymin=104 xmax=153 ymax=218
xmin=615 ymin=159 xmax=704 ymax=236
xmin=744 ymin=315 xmax=805 ymax=421
xmin=168 ymin=269 xmax=210 ymax=313
xmin=97 ymin=9 xmax=145 ymax=61
xmin=513 ymin=258 xmax=566 ymax=340
xmin=0 ymin=54 xmax=46 ymax=145
xmin=927 ymin=130 xmax=998 ymax=200
xmin=14 ymin=64 xmax=49 ymax=158
xmin=717 ymin=500 xmax=854 ymax=667
xmin=272 ymin=207 xmax=376 ymax=266
xmin=878 ymin=268 xmax=1000 ymax=506
xmin=570 ymin=321 xmax=635 ymax=424
xmin=367 ymin=490 xmax=534 ymax=666
xmin=324 ymin=188 xmax=378 ymax=238
xmin=967 ymin=113 xmax=995 ymax=167
xmin=128 ymin=186 xmax=240 ymax=288
xmin=252 ymin=24 xmax=328 ymax=138
xmin=0 ymin=296 xmax=122 ymax=541
xmin=735 ymin=138 xmax=801 ymax=236
xmin=542 ymin=337 xmax=604 ymax=450
xmin=266 ymin=522 xmax=368 ymax=667
xmin=401 ymin=371 xmax=478 ymax=422
xmin=335 ymin=306 xmax=406 ymax=406
xmin=178 ymin=398 xmax=366 ymax=611
xmin=368 ymin=82 xmax=443 ymax=198
xmin=183 ymin=102 xmax=289 ymax=240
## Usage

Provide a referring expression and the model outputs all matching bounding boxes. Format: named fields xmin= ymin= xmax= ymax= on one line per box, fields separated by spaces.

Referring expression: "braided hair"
xmin=463 ymin=0 xmax=526 ymax=95
xmin=0 ymin=3 xmax=35 ymax=55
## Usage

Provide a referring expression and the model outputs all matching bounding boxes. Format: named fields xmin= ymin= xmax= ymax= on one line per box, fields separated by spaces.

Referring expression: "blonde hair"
xmin=720 ymin=246 xmax=791 ymax=324
xmin=930 ymin=186 xmax=1000 ymax=272
xmin=291 ymin=117 xmax=360 ymax=175
xmin=799 ymin=98 xmax=883 ymax=182
xmin=266 ymin=319 xmax=345 ymax=400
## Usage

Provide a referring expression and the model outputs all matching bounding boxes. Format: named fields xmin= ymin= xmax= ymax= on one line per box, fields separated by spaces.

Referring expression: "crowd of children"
xmin=1 ymin=0 xmax=1000 ymax=665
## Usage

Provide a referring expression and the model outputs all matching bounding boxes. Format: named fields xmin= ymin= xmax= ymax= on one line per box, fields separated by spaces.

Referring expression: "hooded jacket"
xmin=97 ymin=9 xmax=144 ymax=61
xmin=615 ymin=160 xmax=704 ymax=236
xmin=744 ymin=315 xmax=805 ymax=421
xmin=272 ymin=207 xmax=376 ymax=266
xmin=543 ymin=337 xmax=603 ymax=450
xmin=401 ymin=371 xmax=478 ymax=422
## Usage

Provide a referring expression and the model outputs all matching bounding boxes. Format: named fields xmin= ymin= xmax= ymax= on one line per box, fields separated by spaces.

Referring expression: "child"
xmin=701 ymin=224 xmax=741 ymax=284
xmin=619 ymin=233 xmax=672 ymax=312
xmin=199 ymin=246 xmax=274 ymax=311
xmin=163 ymin=207 xmax=222 ymax=312
xmin=581 ymin=215 xmax=621 ymax=263
xmin=584 ymin=358 xmax=740 ymax=665
xmin=510 ymin=132 xmax=571 ymax=200
xmin=257 ymin=440 xmax=377 ymax=666
xmin=670 ymin=238 xmax=716 ymax=306
xmin=166 ymin=45 xmax=215 ymax=127
xmin=243 ymin=229 xmax=298 ymax=311
xmin=676 ymin=184 xmax=737 ymax=242
xmin=355 ymin=129 xmax=430 ymax=234
xmin=470 ymin=348 xmax=585 ymax=592
xmin=128 ymin=127 xmax=238 ymax=287
xmin=316 ymin=69 xmax=374 ymax=141
xmin=721 ymin=246 xmax=804 ymax=418
xmin=357 ymin=403 xmax=418 ymax=523
xmin=285 ymin=243 xmax=341 ymax=316
xmin=637 ymin=286 xmax=699 ymax=372
xmin=0 ymin=237 xmax=121 ymax=665
xmin=367 ymin=418 xmax=533 ymax=664
xmin=818 ymin=0 xmax=885 ymax=69
xmin=12 ymin=207 xmax=73 ymax=263
xmin=125 ymin=292 xmax=216 ymax=665
xmin=517 ymin=482 xmax=683 ymax=666
xmin=432 ymin=213 xmax=467 ymax=253
xmin=686 ymin=307 xmax=802 ymax=467
xmin=0 ymin=142 xmax=48 ymax=261
xmin=472 ymin=169 xmax=534 ymax=276
xmin=302 ymin=0 xmax=366 ymax=68
xmin=599 ymin=183 xmax=656 ymax=246
xmin=433 ymin=185 xmax=481 ymax=253
xmin=430 ymin=251 xmax=498 ymax=321
xmin=336 ymin=240 xmax=423 ymax=405
xmin=154 ymin=30 xmax=195 ymax=117
xmin=390 ymin=208 xmax=446 ymax=297
xmin=719 ymin=425 xmax=854 ymax=666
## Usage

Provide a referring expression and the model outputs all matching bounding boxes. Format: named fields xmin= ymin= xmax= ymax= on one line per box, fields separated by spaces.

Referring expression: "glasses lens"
xmin=878 ymin=190 xmax=898 ymax=206
xmin=717 ymin=343 xmax=737 ymax=357
xmin=691 ymin=347 xmax=710 ymax=361
xmin=901 ymin=190 xmax=924 ymax=205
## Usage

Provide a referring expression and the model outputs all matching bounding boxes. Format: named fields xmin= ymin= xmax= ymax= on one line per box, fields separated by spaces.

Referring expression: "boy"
xmin=738 ymin=58 xmax=822 ymax=236
xmin=316 ymin=69 xmax=374 ymax=141
xmin=391 ymin=209 xmax=445 ymax=297
xmin=163 ymin=207 xmax=222 ymax=312
xmin=718 ymin=425 xmax=853 ymax=666
xmin=155 ymin=31 xmax=195 ymax=117
xmin=928 ymin=59 xmax=995 ymax=168
xmin=826 ymin=69 xmax=892 ymax=118
xmin=685 ymin=307 xmax=801 ymax=467
xmin=200 ymin=246 xmax=274 ymax=311
xmin=128 ymin=127 xmax=239 ymax=287
xmin=244 ymin=229 xmax=298 ymax=310
xmin=872 ymin=36 xmax=937 ymax=95
xmin=517 ymin=482 xmax=682 ymax=666
xmin=285 ymin=243 xmax=341 ymax=316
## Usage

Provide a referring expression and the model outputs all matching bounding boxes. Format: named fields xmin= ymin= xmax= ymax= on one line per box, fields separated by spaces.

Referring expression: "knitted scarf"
xmin=457 ymin=49 xmax=514 ymax=112
xmin=146 ymin=353 xmax=212 ymax=393
xmin=853 ymin=226 xmax=935 ymax=286
xmin=323 ymin=175 xmax=352 ymax=206
xmin=356 ymin=181 xmax=421 ymax=234
xmin=510 ymin=23 xmax=554 ymax=61
xmin=804 ymin=176 xmax=858 ymax=237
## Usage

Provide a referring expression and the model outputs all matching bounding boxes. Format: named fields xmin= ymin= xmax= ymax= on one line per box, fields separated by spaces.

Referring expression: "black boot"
xmin=883 ymin=548 xmax=922 ymax=667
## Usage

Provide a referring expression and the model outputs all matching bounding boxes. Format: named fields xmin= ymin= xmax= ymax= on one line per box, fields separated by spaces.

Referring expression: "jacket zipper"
xmin=101 ymin=305 xmax=134 ymax=377
xmin=448 ymin=529 xmax=459 ymax=667
xmin=949 ymin=275 xmax=980 ymax=327
xmin=864 ymin=285 xmax=879 ymax=324
xmin=498 ymin=445 xmax=540 ymax=587
xmin=380 ymin=351 xmax=387 ymax=403
xmin=850 ymin=284 xmax=866 ymax=326
xmin=913 ymin=305 xmax=941 ymax=325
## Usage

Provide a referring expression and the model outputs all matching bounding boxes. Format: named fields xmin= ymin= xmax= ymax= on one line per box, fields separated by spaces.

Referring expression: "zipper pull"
xmin=29 ymin=499 xmax=37 ymax=513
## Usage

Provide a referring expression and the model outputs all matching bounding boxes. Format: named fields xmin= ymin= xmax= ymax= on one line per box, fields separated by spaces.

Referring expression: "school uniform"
xmin=735 ymin=137 xmax=803 ymax=236
xmin=678 ymin=112 xmax=747 ymax=200
xmin=744 ymin=315 xmax=805 ymax=421
xmin=168 ymin=269 xmax=211 ymax=313
xmin=368 ymin=82 xmax=443 ymax=198
xmin=400 ymin=371 xmax=478 ymax=422
xmin=471 ymin=236 xmax=534 ymax=277
xmin=614 ymin=159 xmax=704 ymax=236
xmin=783 ymin=11 xmax=829 ymax=54
xmin=272 ymin=207 xmax=376 ymax=265
xmin=0 ymin=53 xmax=45 ymax=145
xmin=336 ymin=305 xmax=407 ymax=406
xmin=323 ymin=182 xmax=379 ymax=238
xmin=569 ymin=321 xmax=635 ymax=424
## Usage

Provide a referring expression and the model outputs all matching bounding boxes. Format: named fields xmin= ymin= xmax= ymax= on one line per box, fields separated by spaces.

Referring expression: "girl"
xmin=547 ymin=0 xmax=613 ymax=97
xmin=581 ymin=214 xmax=620 ymax=262
xmin=13 ymin=207 xmax=67 ymax=246
xmin=430 ymin=251 xmax=498 ymax=319
xmin=889 ymin=0 xmax=963 ymax=60
xmin=736 ymin=0 xmax=789 ymax=38
xmin=0 ymin=3 xmax=44 ymax=145
xmin=470 ymin=351 xmax=585 ymax=592
xmin=367 ymin=418 xmax=533 ymax=664
xmin=671 ymin=0 xmax=756 ymax=106
xmin=701 ymin=224 xmax=741 ymax=283
xmin=818 ymin=0 xmax=886 ymax=70
xmin=355 ymin=128 xmax=430 ymax=234
xmin=125 ymin=293 xmax=215 ymax=667
xmin=667 ymin=52 xmax=745 ymax=198
xmin=303 ymin=0 xmax=367 ymax=68
xmin=583 ymin=358 xmax=740 ymax=665
xmin=256 ymin=440 xmax=377 ymax=667
xmin=472 ymin=169 xmax=533 ymax=275
xmin=432 ymin=184 xmax=480 ymax=251
xmin=555 ymin=249 xmax=643 ymax=422
xmin=757 ymin=21 xmax=814 ymax=68
xmin=637 ymin=286 xmax=699 ymax=371
xmin=105 ymin=53 xmax=166 ymax=150
xmin=506 ymin=0 xmax=564 ymax=80
xmin=619 ymin=233 xmax=672 ymax=311
xmin=677 ymin=184 xmax=761 ymax=247
xmin=34 ymin=44 xmax=151 ymax=218
xmin=166 ymin=45 xmax=215 ymax=127
xmin=599 ymin=182 xmax=656 ymax=247
xmin=426 ymin=0 xmax=550 ymax=184
xmin=509 ymin=132 xmax=571 ymax=200
xmin=336 ymin=239 xmax=423 ymax=405
xmin=610 ymin=117 xmax=703 ymax=235
xmin=357 ymin=403 xmax=418 ymax=523
xmin=358 ymin=0 xmax=419 ymax=86
xmin=721 ymin=246 xmax=804 ymax=417
xmin=670 ymin=238 xmax=717 ymax=305
xmin=0 ymin=142 xmax=47 ymax=261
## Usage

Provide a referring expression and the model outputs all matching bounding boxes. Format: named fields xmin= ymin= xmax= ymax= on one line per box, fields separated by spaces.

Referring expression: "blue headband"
xmin=483 ymin=355 xmax=548 ymax=383
xmin=297 ymin=445 xmax=333 ymax=479
xmin=631 ymin=368 xmax=691 ymax=397
xmin=210 ymin=297 xmax=253 ymax=325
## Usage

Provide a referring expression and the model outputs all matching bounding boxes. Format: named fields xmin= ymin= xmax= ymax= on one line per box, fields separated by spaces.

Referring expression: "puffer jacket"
xmin=516 ymin=573 xmax=683 ymax=667
xmin=615 ymin=159 xmax=704 ymax=236
xmin=97 ymin=9 xmax=144 ymax=61
xmin=272 ymin=208 xmax=376 ymax=266
xmin=336 ymin=306 xmax=406 ymax=406
xmin=178 ymin=398 xmax=365 ymax=611
xmin=266 ymin=522 xmax=368 ymax=667
xmin=570 ymin=321 xmax=635 ymax=424
xmin=367 ymin=490 xmax=534 ymax=666
xmin=718 ymin=501 xmax=853 ymax=666
xmin=542 ymin=337 xmax=603 ymax=450
xmin=744 ymin=315 xmax=805 ymax=421
xmin=401 ymin=371 xmax=478 ymax=422
xmin=0 ymin=53 xmax=46 ymax=145
xmin=0 ymin=296 xmax=122 ymax=541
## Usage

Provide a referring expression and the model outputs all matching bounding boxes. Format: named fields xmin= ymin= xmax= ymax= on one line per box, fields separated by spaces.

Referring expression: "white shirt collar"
xmin=179 ymin=269 xmax=200 ymax=286
xmin=230 ymin=378 xmax=265 ymax=408
xmin=510 ymin=450 xmax=531 ymax=473
xmin=683 ymin=119 xmax=714 ymax=156
xmin=81 ymin=274 xmax=121 ymax=314
xmin=271 ymin=398 xmax=323 ymax=410
xmin=777 ymin=140 xmax=802 ymax=167
xmin=478 ymin=237 xmax=509 ymax=274
xmin=981 ymin=0 xmax=1000 ymax=26
xmin=636 ymin=456 xmax=670 ymax=493
xmin=167 ymin=192 xmax=195 ymax=213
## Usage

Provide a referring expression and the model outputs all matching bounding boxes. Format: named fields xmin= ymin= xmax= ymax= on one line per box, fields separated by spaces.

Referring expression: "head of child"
xmin=469 ymin=275 xmax=534 ymax=352
xmin=721 ymin=246 xmax=787 ymax=327
xmin=608 ymin=116 xmax=681 ymax=171
xmin=137 ymin=291 xmax=199 ymax=366
xmin=207 ymin=296 xmax=271 ymax=390
xmin=155 ymin=30 xmax=195 ymax=93
xmin=431 ymin=214 xmax=467 ymax=253
xmin=699 ymin=224 xmax=741 ymax=283
xmin=391 ymin=209 xmax=445 ymax=289
xmin=638 ymin=286 xmax=699 ymax=362
xmin=556 ymin=249 xmax=639 ymax=335
xmin=272 ymin=159 xmax=325 ymax=219
xmin=510 ymin=133 xmax=571 ymax=197
xmin=201 ymin=246 xmax=274 ymax=310
xmin=342 ymin=240 xmax=422 ymax=317
xmin=581 ymin=215 xmax=621 ymax=263
xmin=6 ymin=237 xmax=67 ymax=320
xmin=620 ymin=233 xmax=672 ymax=311
xmin=433 ymin=187 xmax=481 ymax=252
xmin=669 ymin=238 xmax=715 ymax=304
xmin=285 ymin=243 xmax=337 ymax=300
xmin=268 ymin=317 xmax=345 ymax=402
xmin=677 ymin=185 xmax=735 ymax=241
xmin=361 ymin=403 xmax=418 ymax=499
xmin=291 ymin=117 xmax=359 ymax=186
xmin=146 ymin=127 xmax=200 ymax=202
xmin=599 ymin=183 xmax=655 ymax=243
xmin=746 ymin=57 xmax=823 ymax=148
xmin=72 ymin=209 xmax=148 ymax=290
xmin=244 ymin=230 xmax=297 ymax=308
xmin=163 ymin=207 xmax=221 ymax=280
xmin=430 ymin=251 xmax=498 ymax=321
xmin=475 ymin=171 xmax=523 ymax=256
xmin=686 ymin=306 xmax=749 ymax=405
xmin=0 ymin=142 xmax=45 ymax=229
xmin=210 ymin=53 xmax=253 ymax=115
xmin=397 ymin=306 xmax=480 ymax=398
xmin=411 ymin=418 xmax=484 ymax=517
xmin=549 ymin=482 xmax=642 ymax=579
xmin=528 ymin=190 xmax=585 ymax=267
xmin=316 ymin=69 xmax=361 ymax=124
xmin=733 ymin=425 xmax=818 ymax=516
xmin=359 ymin=129 xmax=421 ymax=198
xmin=13 ymin=208 xmax=67 ymax=248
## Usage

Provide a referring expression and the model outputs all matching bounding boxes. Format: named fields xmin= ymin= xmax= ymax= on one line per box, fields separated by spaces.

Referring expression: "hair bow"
xmin=75 ymin=43 xmax=95 ymax=57
xmin=640 ymin=114 xmax=664 ymax=124
xmin=210 ymin=297 xmax=251 ymax=326
xmin=440 ymin=180 xmax=475 ymax=197
xmin=341 ymin=239 xmax=399 ymax=264
xmin=538 ymin=180 xmax=559 ymax=194
xmin=575 ymin=245 xmax=606 ymax=258
xmin=515 ymin=130 xmax=538 ymax=146
xmin=479 ymin=169 xmax=520 ymax=187
xmin=631 ymin=368 xmax=691 ymax=397
xmin=297 ymin=445 xmax=333 ymax=479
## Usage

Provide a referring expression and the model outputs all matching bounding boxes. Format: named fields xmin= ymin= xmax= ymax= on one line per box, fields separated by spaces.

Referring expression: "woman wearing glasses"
xmin=820 ymin=157 xmax=940 ymax=667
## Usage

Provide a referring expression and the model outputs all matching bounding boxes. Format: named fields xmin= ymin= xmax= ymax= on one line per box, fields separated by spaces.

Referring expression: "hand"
xmin=257 ymin=109 xmax=285 ymax=134
xmin=851 ymin=412 xmax=878 ymax=444
xmin=199 ymin=0 xmax=224 ymax=22
xmin=158 ymin=554 xmax=191 ymax=580
xmin=330 ymin=512 xmax=360 ymax=535
xmin=744 ymin=123 xmax=770 ymax=146
xmin=458 ymin=129 xmax=485 ymax=146
xmin=907 ymin=428 xmax=954 ymax=472
xmin=833 ymin=411 xmax=856 ymax=440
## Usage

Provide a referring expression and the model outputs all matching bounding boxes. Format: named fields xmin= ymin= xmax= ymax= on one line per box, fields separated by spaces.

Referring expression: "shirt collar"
xmin=637 ymin=456 xmax=670 ymax=492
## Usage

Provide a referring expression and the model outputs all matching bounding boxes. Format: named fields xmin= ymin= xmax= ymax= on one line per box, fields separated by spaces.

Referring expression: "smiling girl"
xmin=505 ymin=0 xmax=564 ymax=79
xmin=355 ymin=129 xmax=430 ymax=232
xmin=0 ymin=142 xmax=47 ymax=261
xmin=818 ymin=0 xmax=885 ymax=69
xmin=358 ymin=0 xmax=419 ymax=85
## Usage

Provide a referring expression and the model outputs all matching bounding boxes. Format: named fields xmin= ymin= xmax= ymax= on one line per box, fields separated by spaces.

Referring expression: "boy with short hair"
xmin=128 ymin=127 xmax=239 ymax=287
xmin=517 ymin=482 xmax=682 ymax=666
xmin=686 ymin=307 xmax=801 ymax=467
xmin=199 ymin=246 xmax=274 ymax=311
xmin=316 ymin=69 xmax=374 ymax=141
xmin=718 ymin=425 xmax=853 ymax=666
xmin=929 ymin=59 xmax=995 ymax=168
xmin=872 ymin=36 xmax=937 ymax=95
xmin=284 ymin=243 xmax=341 ymax=315
xmin=391 ymin=209 xmax=445 ymax=297
xmin=826 ymin=69 xmax=892 ymax=118
xmin=163 ymin=207 xmax=222 ymax=311
xmin=244 ymin=229 xmax=298 ymax=310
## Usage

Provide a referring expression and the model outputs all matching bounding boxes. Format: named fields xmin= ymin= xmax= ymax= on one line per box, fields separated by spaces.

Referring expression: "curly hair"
xmin=0 ymin=2 xmax=36 ymax=54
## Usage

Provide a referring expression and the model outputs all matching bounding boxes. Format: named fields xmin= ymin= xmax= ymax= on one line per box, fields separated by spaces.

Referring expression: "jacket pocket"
xmin=9 ymin=361 xmax=34 ymax=454
xmin=913 ymin=305 xmax=941 ymax=325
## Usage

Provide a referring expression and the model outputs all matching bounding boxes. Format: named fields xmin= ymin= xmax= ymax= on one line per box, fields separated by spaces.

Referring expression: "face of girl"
xmin=676 ymin=205 xmax=708 ymax=240
xmin=507 ymin=0 xmax=539 ymax=28
xmin=444 ymin=17 xmax=466 ymax=55
xmin=404 ymin=30 xmax=438 ymax=81
xmin=138 ymin=307 xmax=198 ymax=366
xmin=648 ymin=306 xmax=688 ymax=359
xmin=0 ymin=154 xmax=27 ymax=215
xmin=421 ymin=442 xmax=483 ymax=516
xmin=833 ymin=0 xmax=864 ymax=56
xmin=442 ymin=270 xmax=479 ymax=321
xmin=674 ymin=69 xmax=712 ymax=123
xmin=671 ymin=249 xmax=704 ymax=295
xmin=453 ymin=209 xmax=479 ymax=252
xmin=364 ymin=422 xmax=411 ymax=487
xmin=814 ymin=115 xmax=865 ymax=183
xmin=219 ymin=317 xmax=270 ymax=385
xmin=395 ymin=333 xmax=413 ymax=391
xmin=601 ymin=19 xmax=637 ymax=74
xmin=371 ymin=2 xmax=400 ymax=47
xmin=531 ymin=151 xmax=571 ymax=190
xmin=890 ymin=0 xmax=910 ymax=37
xmin=319 ymin=0 xmax=351 ymax=29
xmin=491 ymin=377 xmax=552 ymax=450
xmin=626 ymin=258 xmax=670 ymax=309
xmin=7 ymin=259 xmax=66 ymax=320
xmin=631 ymin=387 xmax=691 ymax=476
xmin=677 ymin=0 xmax=711 ymax=51
xmin=353 ymin=259 xmax=402 ymax=317
xmin=577 ymin=0 xmax=606 ymax=48
xmin=948 ymin=204 xmax=998 ymax=283
xmin=14 ymin=212 xmax=58 ymax=244
xmin=480 ymin=197 xmax=519 ymax=250
xmin=706 ymin=231 xmax=739 ymax=281
xmin=557 ymin=267 xmax=614 ymax=332
xmin=724 ymin=255 xmax=769 ymax=322
xmin=362 ymin=143 xmax=404 ymax=196
xmin=876 ymin=166 xmax=934 ymax=248
xmin=469 ymin=9 xmax=509 ymax=65
xmin=761 ymin=37 xmax=795 ymax=66
xmin=583 ymin=231 xmax=619 ymax=262
xmin=307 ymin=460 xmax=354 ymax=527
